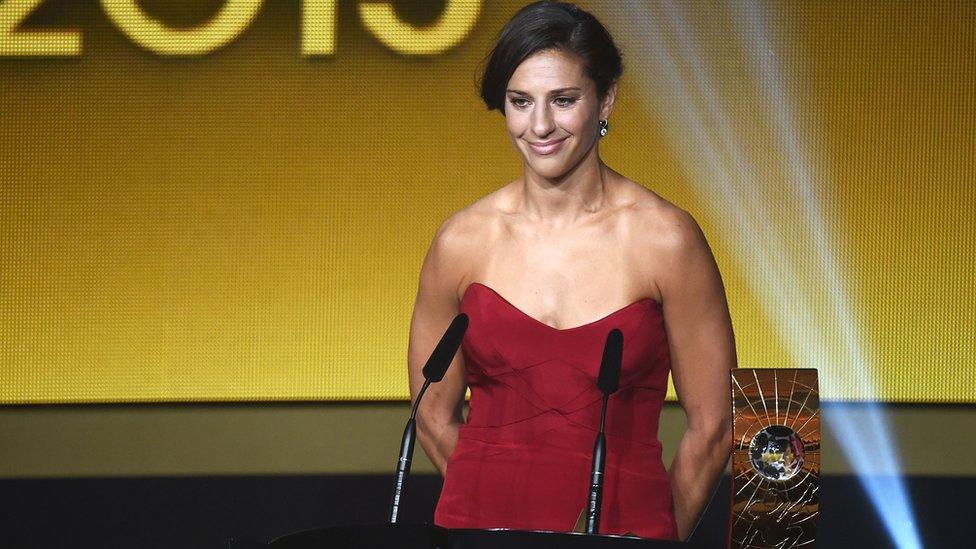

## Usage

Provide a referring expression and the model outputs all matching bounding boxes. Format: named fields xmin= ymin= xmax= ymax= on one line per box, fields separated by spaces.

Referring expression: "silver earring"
xmin=599 ymin=119 xmax=609 ymax=137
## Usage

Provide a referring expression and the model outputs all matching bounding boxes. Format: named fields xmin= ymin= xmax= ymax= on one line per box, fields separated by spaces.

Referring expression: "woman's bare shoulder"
xmin=617 ymin=179 xmax=713 ymax=304
xmin=619 ymin=179 xmax=707 ymax=256
xmin=432 ymin=187 xmax=508 ymax=248
xmin=424 ymin=185 xmax=511 ymax=291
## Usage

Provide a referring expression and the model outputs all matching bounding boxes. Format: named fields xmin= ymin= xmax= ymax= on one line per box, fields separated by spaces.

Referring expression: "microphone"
xmin=586 ymin=328 xmax=623 ymax=535
xmin=388 ymin=312 xmax=469 ymax=524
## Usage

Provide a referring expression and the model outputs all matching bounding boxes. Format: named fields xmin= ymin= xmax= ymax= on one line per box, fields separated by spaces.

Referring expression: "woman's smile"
xmin=527 ymin=136 xmax=569 ymax=155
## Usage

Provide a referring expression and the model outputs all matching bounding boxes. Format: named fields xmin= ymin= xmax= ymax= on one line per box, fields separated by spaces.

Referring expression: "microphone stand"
xmin=585 ymin=392 xmax=610 ymax=534
xmin=388 ymin=380 xmax=430 ymax=524
xmin=388 ymin=312 xmax=468 ymax=524
xmin=586 ymin=328 xmax=623 ymax=535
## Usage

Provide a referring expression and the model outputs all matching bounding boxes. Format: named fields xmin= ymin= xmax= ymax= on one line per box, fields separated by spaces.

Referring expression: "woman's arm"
xmin=407 ymin=214 xmax=473 ymax=476
xmin=655 ymin=209 xmax=737 ymax=541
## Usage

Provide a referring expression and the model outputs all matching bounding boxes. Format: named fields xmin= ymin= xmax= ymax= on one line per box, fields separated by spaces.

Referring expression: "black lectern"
xmin=265 ymin=524 xmax=443 ymax=548
xmin=447 ymin=528 xmax=686 ymax=548
xmin=248 ymin=524 xmax=686 ymax=549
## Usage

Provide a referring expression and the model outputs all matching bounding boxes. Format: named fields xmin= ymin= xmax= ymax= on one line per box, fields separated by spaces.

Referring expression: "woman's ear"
xmin=600 ymin=80 xmax=619 ymax=120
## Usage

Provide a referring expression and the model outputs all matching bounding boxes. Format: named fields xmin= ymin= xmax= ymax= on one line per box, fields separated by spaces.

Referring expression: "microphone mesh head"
xmin=597 ymin=328 xmax=623 ymax=394
xmin=422 ymin=313 xmax=469 ymax=382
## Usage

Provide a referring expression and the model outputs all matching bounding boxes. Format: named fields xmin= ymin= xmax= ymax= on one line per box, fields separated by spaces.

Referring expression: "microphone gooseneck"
xmin=388 ymin=313 xmax=468 ymax=524
xmin=586 ymin=328 xmax=623 ymax=535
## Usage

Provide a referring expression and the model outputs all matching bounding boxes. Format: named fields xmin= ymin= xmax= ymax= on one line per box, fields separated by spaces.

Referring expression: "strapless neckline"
xmin=462 ymin=282 xmax=660 ymax=333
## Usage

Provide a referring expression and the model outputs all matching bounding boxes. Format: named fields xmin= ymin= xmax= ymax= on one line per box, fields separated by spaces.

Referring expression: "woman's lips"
xmin=527 ymin=137 xmax=568 ymax=155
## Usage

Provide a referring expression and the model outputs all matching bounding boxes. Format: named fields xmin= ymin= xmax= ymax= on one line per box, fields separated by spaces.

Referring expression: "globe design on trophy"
xmin=748 ymin=425 xmax=805 ymax=481
xmin=731 ymin=369 xmax=820 ymax=549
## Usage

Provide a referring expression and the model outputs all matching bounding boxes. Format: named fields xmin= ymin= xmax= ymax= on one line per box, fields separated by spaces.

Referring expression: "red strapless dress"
xmin=434 ymin=282 xmax=679 ymax=540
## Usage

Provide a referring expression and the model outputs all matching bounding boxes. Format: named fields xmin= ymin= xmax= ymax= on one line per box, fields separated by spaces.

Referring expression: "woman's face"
xmin=504 ymin=48 xmax=615 ymax=181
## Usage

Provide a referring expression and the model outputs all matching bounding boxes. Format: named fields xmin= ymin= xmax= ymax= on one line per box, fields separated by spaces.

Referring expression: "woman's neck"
xmin=519 ymin=151 xmax=612 ymax=227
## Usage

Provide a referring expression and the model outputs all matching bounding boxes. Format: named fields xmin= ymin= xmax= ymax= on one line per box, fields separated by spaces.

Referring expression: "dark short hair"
xmin=479 ymin=1 xmax=623 ymax=113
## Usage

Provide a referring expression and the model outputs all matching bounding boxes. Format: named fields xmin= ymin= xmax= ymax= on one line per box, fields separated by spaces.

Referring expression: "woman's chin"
xmin=528 ymin=166 xmax=566 ymax=181
xmin=526 ymin=155 xmax=586 ymax=182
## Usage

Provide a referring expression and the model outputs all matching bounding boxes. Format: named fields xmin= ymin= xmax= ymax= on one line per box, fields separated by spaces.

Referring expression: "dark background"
xmin=1 ymin=474 xmax=972 ymax=548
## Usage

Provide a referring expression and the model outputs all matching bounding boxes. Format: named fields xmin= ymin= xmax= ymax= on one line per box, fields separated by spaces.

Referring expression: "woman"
xmin=407 ymin=1 xmax=735 ymax=541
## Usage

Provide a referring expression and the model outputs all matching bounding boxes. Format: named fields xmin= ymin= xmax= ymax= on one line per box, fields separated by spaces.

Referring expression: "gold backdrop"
xmin=1 ymin=0 xmax=973 ymax=403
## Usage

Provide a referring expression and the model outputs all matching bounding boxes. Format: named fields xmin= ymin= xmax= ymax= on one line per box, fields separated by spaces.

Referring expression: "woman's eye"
xmin=508 ymin=96 xmax=576 ymax=108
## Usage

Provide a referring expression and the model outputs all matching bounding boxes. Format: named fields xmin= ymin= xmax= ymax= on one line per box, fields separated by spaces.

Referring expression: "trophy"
xmin=730 ymin=369 xmax=820 ymax=548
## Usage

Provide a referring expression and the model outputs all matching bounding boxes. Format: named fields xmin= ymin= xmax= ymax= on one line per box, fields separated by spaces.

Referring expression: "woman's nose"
xmin=531 ymin=104 xmax=556 ymax=137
